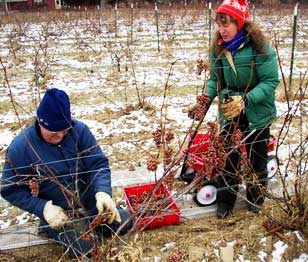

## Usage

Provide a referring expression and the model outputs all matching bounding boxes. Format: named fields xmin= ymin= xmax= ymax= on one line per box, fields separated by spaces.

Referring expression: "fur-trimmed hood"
xmin=211 ymin=20 xmax=268 ymax=56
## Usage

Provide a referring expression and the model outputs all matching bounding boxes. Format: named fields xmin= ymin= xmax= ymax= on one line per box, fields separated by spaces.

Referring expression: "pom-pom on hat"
xmin=37 ymin=88 xmax=72 ymax=132
xmin=216 ymin=0 xmax=250 ymax=29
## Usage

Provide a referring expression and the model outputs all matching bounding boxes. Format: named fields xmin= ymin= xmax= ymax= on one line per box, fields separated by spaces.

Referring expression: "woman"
xmin=206 ymin=0 xmax=279 ymax=218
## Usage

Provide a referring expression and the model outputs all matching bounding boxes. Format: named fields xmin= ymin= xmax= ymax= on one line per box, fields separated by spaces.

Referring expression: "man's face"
xmin=39 ymin=125 xmax=71 ymax=144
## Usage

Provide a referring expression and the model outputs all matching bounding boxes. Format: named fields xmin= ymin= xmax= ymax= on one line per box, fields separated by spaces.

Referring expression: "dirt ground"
xmin=0 ymin=200 xmax=307 ymax=262
xmin=0 ymin=7 xmax=307 ymax=262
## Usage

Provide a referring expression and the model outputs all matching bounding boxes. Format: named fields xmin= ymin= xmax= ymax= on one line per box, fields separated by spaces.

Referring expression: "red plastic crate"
xmin=182 ymin=133 xmax=276 ymax=175
xmin=124 ymin=183 xmax=180 ymax=230
xmin=186 ymin=133 xmax=210 ymax=155
xmin=268 ymin=136 xmax=277 ymax=152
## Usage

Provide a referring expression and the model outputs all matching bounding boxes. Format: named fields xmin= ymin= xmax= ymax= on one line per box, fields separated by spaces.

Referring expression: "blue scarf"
xmin=223 ymin=29 xmax=246 ymax=56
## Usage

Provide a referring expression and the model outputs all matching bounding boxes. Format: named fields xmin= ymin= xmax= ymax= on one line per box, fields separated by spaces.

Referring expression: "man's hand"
xmin=95 ymin=192 xmax=121 ymax=224
xmin=43 ymin=200 xmax=69 ymax=229
xmin=221 ymin=95 xmax=244 ymax=120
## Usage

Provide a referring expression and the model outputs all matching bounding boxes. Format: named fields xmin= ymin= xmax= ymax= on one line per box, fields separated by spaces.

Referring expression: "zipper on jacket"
xmin=58 ymin=144 xmax=72 ymax=171
xmin=57 ymin=144 xmax=77 ymax=205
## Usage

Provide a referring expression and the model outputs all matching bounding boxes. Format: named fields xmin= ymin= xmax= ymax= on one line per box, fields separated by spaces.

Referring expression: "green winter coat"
xmin=206 ymin=21 xmax=279 ymax=130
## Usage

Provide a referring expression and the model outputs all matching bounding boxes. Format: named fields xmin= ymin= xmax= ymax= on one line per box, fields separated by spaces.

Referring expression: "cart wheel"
xmin=193 ymin=182 xmax=217 ymax=207
xmin=267 ymin=155 xmax=278 ymax=179
xmin=179 ymin=166 xmax=197 ymax=184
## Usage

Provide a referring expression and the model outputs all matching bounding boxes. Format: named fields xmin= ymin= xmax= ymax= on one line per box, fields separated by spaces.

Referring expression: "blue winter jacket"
xmin=1 ymin=120 xmax=111 ymax=221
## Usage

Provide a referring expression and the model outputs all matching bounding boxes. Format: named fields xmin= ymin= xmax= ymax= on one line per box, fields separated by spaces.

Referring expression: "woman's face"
xmin=216 ymin=15 xmax=239 ymax=42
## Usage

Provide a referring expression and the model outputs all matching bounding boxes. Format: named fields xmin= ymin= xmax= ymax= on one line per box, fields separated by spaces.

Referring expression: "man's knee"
xmin=100 ymin=207 xmax=133 ymax=237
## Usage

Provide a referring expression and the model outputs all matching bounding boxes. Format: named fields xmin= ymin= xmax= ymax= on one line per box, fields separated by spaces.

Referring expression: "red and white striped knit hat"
xmin=216 ymin=0 xmax=250 ymax=29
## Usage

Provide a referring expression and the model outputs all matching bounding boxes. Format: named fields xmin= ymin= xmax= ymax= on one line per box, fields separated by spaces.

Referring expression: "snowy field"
xmin=0 ymin=6 xmax=307 ymax=261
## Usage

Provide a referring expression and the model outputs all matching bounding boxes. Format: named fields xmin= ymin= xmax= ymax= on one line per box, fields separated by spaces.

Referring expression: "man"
xmin=1 ymin=88 xmax=132 ymax=258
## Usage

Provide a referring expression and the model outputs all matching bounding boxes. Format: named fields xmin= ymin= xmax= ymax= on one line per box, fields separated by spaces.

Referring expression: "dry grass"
xmin=0 ymin=200 xmax=307 ymax=261
xmin=0 ymin=6 xmax=307 ymax=261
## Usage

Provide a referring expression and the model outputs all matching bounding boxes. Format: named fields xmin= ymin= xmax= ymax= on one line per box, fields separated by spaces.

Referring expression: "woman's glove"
xmin=43 ymin=200 xmax=69 ymax=229
xmin=95 ymin=192 xmax=121 ymax=224
xmin=221 ymin=96 xmax=244 ymax=120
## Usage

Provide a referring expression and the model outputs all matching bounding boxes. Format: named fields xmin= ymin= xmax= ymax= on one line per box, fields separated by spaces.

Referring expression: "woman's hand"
xmin=221 ymin=96 xmax=244 ymax=120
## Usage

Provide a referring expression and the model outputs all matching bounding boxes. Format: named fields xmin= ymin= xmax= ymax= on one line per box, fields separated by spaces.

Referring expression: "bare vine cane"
xmin=179 ymin=59 xmax=210 ymax=183
xmin=179 ymin=100 xmax=210 ymax=183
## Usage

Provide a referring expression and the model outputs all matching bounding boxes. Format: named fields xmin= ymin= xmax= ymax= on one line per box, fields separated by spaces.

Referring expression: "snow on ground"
xmin=0 ymin=129 xmax=15 ymax=151
xmin=0 ymin=8 xmax=307 ymax=260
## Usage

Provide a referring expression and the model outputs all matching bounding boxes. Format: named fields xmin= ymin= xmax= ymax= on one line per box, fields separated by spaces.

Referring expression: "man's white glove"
xmin=95 ymin=192 xmax=121 ymax=224
xmin=221 ymin=95 xmax=244 ymax=120
xmin=43 ymin=200 xmax=69 ymax=229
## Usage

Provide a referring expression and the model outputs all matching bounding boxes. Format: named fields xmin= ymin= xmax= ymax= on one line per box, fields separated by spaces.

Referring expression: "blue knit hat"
xmin=37 ymin=88 xmax=72 ymax=132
